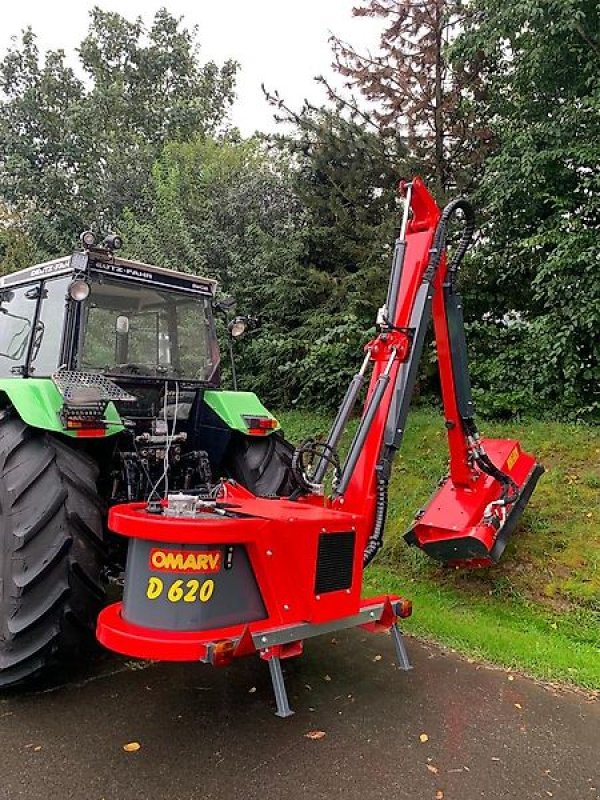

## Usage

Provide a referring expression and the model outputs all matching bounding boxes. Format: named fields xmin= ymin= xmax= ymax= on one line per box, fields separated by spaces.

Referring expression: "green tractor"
xmin=0 ymin=233 xmax=295 ymax=686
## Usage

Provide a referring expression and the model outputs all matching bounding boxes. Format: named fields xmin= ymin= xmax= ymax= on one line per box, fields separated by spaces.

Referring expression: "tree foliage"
xmin=257 ymin=97 xmax=408 ymax=406
xmin=0 ymin=8 xmax=237 ymax=258
xmin=453 ymin=0 xmax=600 ymax=419
xmin=329 ymin=0 xmax=488 ymax=198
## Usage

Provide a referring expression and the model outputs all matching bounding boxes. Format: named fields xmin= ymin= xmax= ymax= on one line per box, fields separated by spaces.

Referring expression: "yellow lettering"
xmin=167 ymin=579 xmax=184 ymax=602
xmin=199 ymin=579 xmax=215 ymax=603
xmin=184 ymin=579 xmax=199 ymax=602
xmin=149 ymin=548 xmax=222 ymax=573
xmin=146 ymin=576 xmax=163 ymax=600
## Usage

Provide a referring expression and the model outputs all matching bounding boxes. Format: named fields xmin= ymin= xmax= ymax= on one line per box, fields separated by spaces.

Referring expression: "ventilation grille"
xmin=314 ymin=532 xmax=356 ymax=594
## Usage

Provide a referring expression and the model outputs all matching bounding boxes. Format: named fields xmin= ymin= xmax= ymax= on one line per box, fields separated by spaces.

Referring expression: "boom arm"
xmin=316 ymin=178 xmax=543 ymax=568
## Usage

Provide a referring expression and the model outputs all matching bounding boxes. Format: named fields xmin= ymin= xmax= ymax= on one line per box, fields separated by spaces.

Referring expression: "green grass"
xmin=277 ymin=407 xmax=600 ymax=690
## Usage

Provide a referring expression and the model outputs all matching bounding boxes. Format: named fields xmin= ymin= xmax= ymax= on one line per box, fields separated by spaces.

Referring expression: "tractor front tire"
xmin=0 ymin=412 xmax=105 ymax=687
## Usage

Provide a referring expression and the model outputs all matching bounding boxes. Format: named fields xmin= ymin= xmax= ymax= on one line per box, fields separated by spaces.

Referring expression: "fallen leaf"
xmin=419 ymin=733 xmax=429 ymax=743
xmin=514 ymin=703 xmax=522 ymax=710
xmin=427 ymin=764 xmax=439 ymax=774
xmin=123 ymin=742 xmax=141 ymax=753
xmin=305 ymin=730 xmax=326 ymax=740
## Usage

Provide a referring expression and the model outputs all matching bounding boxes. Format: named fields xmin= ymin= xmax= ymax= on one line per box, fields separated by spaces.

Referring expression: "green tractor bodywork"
xmin=203 ymin=390 xmax=279 ymax=434
xmin=0 ymin=378 xmax=278 ymax=439
xmin=0 ymin=378 xmax=124 ymax=437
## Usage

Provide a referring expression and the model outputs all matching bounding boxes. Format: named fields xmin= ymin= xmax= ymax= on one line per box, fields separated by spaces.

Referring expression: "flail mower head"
xmin=405 ymin=438 xmax=544 ymax=567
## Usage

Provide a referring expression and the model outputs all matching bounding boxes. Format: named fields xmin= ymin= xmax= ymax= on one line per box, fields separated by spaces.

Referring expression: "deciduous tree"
xmin=453 ymin=0 xmax=600 ymax=419
xmin=0 ymin=8 xmax=237 ymax=257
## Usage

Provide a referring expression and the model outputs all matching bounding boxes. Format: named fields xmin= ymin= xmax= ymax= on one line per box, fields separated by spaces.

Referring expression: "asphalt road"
xmin=0 ymin=631 xmax=598 ymax=800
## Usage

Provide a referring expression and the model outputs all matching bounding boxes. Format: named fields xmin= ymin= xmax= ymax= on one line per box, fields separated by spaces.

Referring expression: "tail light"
xmin=242 ymin=415 xmax=278 ymax=435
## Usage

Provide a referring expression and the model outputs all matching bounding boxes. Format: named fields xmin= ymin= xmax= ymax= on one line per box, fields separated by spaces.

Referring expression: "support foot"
xmin=267 ymin=656 xmax=294 ymax=718
xmin=390 ymin=623 xmax=412 ymax=671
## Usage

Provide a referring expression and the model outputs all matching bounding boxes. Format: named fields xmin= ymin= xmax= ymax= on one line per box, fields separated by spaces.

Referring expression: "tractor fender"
xmin=0 ymin=378 xmax=123 ymax=437
xmin=203 ymin=390 xmax=279 ymax=436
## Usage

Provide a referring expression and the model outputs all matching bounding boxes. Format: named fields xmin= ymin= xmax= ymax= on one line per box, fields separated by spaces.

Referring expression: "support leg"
xmin=390 ymin=623 xmax=412 ymax=671
xmin=267 ymin=656 xmax=294 ymax=718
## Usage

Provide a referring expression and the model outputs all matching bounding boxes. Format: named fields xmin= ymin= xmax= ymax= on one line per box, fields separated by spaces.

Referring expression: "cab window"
xmin=0 ymin=285 xmax=36 ymax=377
xmin=29 ymin=276 xmax=70 ymax=376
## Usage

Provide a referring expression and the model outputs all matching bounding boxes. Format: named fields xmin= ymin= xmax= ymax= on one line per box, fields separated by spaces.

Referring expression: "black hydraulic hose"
xmin=427 ymin=197 xmax=476 ymax=291
xmin=363 ymin=455 xmax=391 ymax=567
xmin=474 ymin=450 xmax=520 ymax=505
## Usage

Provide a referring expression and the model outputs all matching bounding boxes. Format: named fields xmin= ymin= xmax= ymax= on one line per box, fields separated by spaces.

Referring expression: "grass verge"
xmin=277 ymin=408 xmax=600 ymax=690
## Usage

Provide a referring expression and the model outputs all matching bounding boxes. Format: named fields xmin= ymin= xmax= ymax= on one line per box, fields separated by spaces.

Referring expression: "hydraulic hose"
xmin=427 ymin=197 xmax=476 ymax=291
xmin=363 ymin=453 xmax=391 ymax=567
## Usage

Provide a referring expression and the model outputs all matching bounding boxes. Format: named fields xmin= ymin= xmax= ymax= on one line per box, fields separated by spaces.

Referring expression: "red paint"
xmin=97 ymin=591 xmax=406 ymax=663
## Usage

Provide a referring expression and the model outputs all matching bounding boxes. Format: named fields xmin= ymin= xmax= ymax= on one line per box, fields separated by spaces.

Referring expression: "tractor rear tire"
xmin=226 ymin=432 xmax=300 ymax=497
xmin=0 ymin=411 xmax=105 ymax=688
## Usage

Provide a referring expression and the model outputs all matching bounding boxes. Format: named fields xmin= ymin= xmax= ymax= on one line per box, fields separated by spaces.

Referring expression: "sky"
xmin=0 ymin=0 xmax=383 ymax=135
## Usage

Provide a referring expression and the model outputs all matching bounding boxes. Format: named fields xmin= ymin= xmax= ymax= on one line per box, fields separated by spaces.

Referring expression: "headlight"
xmin=68 ymin=279 xmax=90 ymax=301
xmin=80 ymin=230 xmax=96 ymax=248
xmin=228 ymin=317 xmax=248 ymax=339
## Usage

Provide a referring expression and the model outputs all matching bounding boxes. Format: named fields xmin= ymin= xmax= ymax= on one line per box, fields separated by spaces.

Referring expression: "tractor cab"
xmin=0 ymin=237 xmax=289 ymax=510
xmin=0 ymin=240 xmax=220 ymax=386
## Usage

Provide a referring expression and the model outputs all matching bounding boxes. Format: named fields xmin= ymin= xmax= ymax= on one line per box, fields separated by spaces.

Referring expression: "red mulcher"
xmin=97 ymin=178 xmax=543 ymax=716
